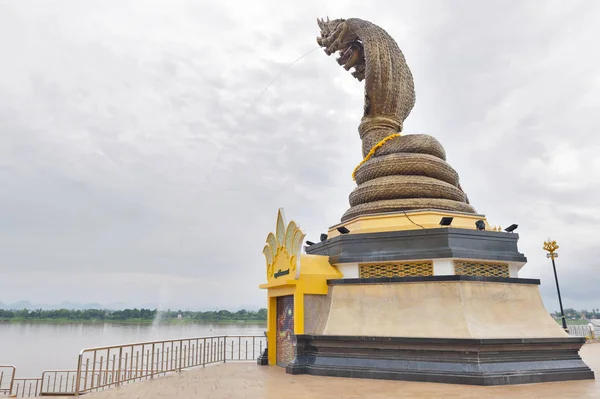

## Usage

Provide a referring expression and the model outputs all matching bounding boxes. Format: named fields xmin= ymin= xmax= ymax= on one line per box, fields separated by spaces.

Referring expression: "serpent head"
xmin=317 ymin=17 xmax=366 ymax=82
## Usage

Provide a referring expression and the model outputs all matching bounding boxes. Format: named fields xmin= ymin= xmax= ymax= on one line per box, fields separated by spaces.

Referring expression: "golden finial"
xmin=543 ymin=238 xmax=559 ymax=260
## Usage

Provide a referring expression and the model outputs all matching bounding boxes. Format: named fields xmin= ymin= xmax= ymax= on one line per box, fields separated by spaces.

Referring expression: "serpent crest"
xmin=317 ymin=17 xmax=476 ymax=221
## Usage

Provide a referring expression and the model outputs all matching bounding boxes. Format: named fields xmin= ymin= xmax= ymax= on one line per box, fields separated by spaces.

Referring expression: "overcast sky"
xmin=1 ymin=0 xmax=599 ymax=312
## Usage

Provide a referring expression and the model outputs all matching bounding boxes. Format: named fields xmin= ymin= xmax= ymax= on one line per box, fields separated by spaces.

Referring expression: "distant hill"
xmin=0 ymin=301 xmax=106 ymax=310
xmin=4 ymin=300 xmax=35 ymax=309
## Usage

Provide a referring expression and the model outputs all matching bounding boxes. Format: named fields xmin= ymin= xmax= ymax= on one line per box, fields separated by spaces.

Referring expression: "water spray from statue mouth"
xmin=150 ymin=285 xmax=169 ymax=338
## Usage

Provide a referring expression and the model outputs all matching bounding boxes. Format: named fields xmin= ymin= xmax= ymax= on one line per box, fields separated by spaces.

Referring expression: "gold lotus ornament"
xmin=262 ymin=208 xmax=306 ymax=281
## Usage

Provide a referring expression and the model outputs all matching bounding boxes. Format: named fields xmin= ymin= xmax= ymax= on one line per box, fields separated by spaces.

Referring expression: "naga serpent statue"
xmin=317 ymin=17 xmax=477 ymax=222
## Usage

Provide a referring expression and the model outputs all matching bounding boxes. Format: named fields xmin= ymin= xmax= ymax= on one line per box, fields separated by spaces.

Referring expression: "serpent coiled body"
xmin=317 ymin=17 xmax=476 ymax=221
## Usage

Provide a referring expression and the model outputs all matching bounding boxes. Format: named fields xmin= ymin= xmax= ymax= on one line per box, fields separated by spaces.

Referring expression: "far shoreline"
xmin=0 ymin=318 xmax=267 ymax=325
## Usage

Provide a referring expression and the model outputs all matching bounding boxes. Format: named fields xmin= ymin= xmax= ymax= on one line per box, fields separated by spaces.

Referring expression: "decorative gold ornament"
xmin=359 ymin=261 xmax=433 ymax=278
xmin=454 ymin=260 xmax=510 ymax=278
xmin=262 ymin=208 xmax=306 ymax=280
xmin=352 ymin=133 xmax=400 ymax=180
xmin=543 ymin=239 xmax=559 ymax=260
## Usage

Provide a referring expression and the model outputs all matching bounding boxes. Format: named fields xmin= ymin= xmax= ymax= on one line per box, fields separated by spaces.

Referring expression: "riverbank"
xmin=2 ymin=317 xmax=590 ymax=325
xmin=0 ymin=308 xmax=267 ymax=325
xmin=0 ymin=318 xmax=266 ymax=324
xmin=554 ymin=319 xmax=592 ymax=326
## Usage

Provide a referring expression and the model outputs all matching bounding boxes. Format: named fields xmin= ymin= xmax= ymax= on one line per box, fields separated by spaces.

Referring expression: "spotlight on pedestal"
xmin=475 ymin=220 xmax=486 ymax=231
xmin=439 ymin=217 xmax=453 ymax=227
xmin=337 ymin=226 xmax=350 ymax=234
xmin=305 ymin=240 xmax=315 ymax=246
xmin=320 ymin=233 xmax=328 ymax=242
xmin=505 ymin=224 xmax=518 ymax=233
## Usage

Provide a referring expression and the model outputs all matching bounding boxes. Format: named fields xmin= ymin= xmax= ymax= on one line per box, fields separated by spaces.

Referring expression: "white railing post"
xmin=74 ymin=353 xmax=83 ymax=397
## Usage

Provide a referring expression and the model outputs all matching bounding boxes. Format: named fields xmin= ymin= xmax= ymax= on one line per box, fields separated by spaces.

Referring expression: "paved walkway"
xmin=78 ymin=343 xmax=600 ymax=399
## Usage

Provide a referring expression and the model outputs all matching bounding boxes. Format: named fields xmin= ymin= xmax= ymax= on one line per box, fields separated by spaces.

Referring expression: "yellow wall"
xmin=260 ymin=254 xmax=342 ymax=365
xmin=327 ymin=210 xmax=497 ymax=238
xmin=266 ymin=296 xmax=277 ymax=365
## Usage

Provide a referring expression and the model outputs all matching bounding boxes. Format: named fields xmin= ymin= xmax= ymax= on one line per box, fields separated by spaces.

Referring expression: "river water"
xmin=0 ymin=322 xmax=266 ymax=378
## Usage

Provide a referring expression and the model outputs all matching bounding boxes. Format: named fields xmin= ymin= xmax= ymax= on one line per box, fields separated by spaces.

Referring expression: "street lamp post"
xmin=543 ymin=239 xmax=568 ymax=333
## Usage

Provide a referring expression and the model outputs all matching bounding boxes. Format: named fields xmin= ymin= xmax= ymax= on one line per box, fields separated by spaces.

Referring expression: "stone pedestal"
xmin=261 ymin=210 xmax=595 ymax=385
xmin=285 ymin=277 xmax=594 ymax=384
xmin=257 ymin=348 xmax=269 ymax=366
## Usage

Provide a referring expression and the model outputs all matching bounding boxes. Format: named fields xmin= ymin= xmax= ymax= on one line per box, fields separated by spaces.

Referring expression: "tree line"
xmin=0 ymin=308 xmax=267 ymax=322
xmin=551 ymin=308 xmax=600 ymax=320
xmin=3 ymin=307 xmax=595 ymax=322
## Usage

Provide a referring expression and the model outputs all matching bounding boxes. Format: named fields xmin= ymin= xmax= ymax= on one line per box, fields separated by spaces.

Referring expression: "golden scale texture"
xmin=317 ymin=17 xmax=476 ymax=221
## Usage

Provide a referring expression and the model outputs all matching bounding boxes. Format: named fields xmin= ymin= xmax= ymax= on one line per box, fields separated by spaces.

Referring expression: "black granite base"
xmin=305 ymin=227 xmax=527 ymax=264
xmin=286 ymin=335 xmax=595 ymax=385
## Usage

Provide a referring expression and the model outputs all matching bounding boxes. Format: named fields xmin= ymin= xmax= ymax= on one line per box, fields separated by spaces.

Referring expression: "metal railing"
xmin=0 ymin=366 xmax=16 ymax=396
xmin=2 ymin=335 xmax=265 ymax=398
xmin=74 ymin=335 xmax=265 ymax=396
xmin=1 ymin=369 xmax=78 ymax=398
xmin=567 ymin=324 xmax=595 ymax=339
xmin=40 ymin=370 xmax=79 ymax=396
xmin=9 ymin=378 xmax=41 ymax=398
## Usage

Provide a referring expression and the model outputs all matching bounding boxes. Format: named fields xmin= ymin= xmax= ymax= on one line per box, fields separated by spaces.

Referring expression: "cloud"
xmin=0 ymin=0 xmax=599 ymax=312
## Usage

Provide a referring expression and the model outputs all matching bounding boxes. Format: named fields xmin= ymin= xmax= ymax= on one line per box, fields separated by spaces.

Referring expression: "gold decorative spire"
xmin=262 ymin=208 xmax=306 ymax=280
xmin=543 ymin=239 xmax=559 ymax=260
